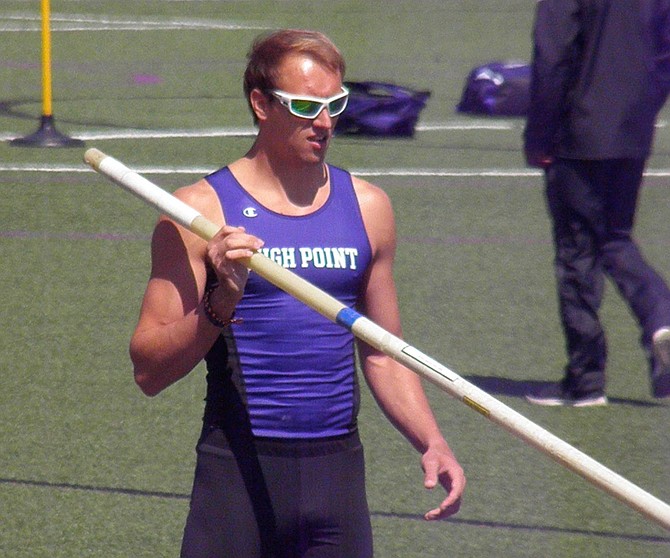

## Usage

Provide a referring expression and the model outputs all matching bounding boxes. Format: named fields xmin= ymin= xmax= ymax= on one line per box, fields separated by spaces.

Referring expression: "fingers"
xmin=424 ymin=495 xmax=462 ymax=521
xmin=423 ymin=461 xmax=439 ymax=490
xmin=423 ymin=478 xmax=464 ymax=520
xmin=206 ymin=225 xmax=264 ymax=295
xmin=422 ymin=451 xmax=466 ymax=521
xmin=208 ymin=225 xmax=264 ymax=264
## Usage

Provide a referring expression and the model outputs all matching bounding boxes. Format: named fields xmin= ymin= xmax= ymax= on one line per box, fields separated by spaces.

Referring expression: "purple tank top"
xmin=204 ymin=165 xmax=372 ymax=438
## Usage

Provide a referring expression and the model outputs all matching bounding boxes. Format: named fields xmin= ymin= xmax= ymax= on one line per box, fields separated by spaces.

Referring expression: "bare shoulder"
xmin=150 ymin=177 xmax=222 ymax=265
xmin=351 ymin=174 xmax=393 ymax=212
xmin=172 ymin=177 xmax=224 ymax=226
xmin=350 ymin=174 xmax=396 ymax=252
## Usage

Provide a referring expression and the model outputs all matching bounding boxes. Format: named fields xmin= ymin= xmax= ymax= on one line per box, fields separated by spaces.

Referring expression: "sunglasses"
xmin=270 ymin=86 xmax=349 ymax=119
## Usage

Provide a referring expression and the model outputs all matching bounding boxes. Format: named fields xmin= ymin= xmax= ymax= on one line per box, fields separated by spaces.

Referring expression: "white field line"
xmin=0 ymin=128 xmax=257 ymax=142
xmin=417 ymin=122 xmax=516 ymax=131
xmin=3 ymin=163 xmax=670 ymax=178
xmin=73 ymin=128 xmax=258 ymax=141
xmin=0 ymin=13 xmax=271 ymax=32
xmin=0 ymin=163 xmax=544 ymax=177
xmin=0 ymin=122 xmax=516 ymax=143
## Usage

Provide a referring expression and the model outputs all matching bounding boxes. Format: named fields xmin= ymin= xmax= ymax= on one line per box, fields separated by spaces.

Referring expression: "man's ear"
xmin=250 ymin=89 xmax=271 ymax=122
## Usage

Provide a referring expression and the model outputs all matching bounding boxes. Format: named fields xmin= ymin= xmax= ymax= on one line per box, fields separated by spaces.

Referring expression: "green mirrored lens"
xmin=290 ymin=99 xmax=322 ymax=117
xmin=328 ymin=97 xmax=348 ymax=116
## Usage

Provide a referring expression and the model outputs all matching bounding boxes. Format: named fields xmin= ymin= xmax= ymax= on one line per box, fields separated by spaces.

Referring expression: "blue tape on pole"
xmin=336 ymin=307 xmax=362 ymax=330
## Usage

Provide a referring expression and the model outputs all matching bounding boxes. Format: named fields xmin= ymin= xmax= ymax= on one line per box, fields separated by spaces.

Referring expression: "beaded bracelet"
xmin=202 ymin=284 xmax=243 ymax=328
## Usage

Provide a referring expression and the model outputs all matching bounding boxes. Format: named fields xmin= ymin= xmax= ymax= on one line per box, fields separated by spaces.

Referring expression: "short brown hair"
xmin=243 ymin=29 xmax=346 ymax=120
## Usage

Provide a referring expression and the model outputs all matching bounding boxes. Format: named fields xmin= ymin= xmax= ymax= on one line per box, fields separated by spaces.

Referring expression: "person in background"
xmin=129 ymin=29 xmax=465 ymax=557
xmin=524 ymin=0 xmax=670 ymax=406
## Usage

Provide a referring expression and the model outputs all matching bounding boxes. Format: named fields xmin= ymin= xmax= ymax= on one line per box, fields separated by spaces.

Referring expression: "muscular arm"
xmin=353 ymin=177 xmax=465 ymax=519
xmin=129 ymin=180 xmax=261 ymax=396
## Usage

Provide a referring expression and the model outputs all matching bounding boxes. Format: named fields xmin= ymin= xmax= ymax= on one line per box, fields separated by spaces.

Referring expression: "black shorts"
xmin=180 ymin=428 xmax=373 ymax=558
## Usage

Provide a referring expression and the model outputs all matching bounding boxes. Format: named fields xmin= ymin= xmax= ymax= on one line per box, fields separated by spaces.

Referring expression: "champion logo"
xmin=243 ymin=207 xmax=258 ymax=218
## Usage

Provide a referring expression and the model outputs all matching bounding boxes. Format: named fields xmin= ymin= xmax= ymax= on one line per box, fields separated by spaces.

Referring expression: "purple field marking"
xmin=4 ymin=230 xmax=670 ymax=247
xmin=0 ymin=230 xmax=151 ymax=242
xmin=1 ymin=229 xmax=546 ymax=246
xmin=131 ymin=73 xmax=164 ymax=85
xmin=400 ymin=235 xmax=550 ymax=246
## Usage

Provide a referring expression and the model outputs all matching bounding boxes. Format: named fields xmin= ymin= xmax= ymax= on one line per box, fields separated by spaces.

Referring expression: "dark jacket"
xmin=524 ymin=0 xmax=670 ymax=160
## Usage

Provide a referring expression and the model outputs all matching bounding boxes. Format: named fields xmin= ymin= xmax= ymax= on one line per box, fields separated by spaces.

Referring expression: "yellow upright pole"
xmin=41 ymin=0 xmax=53 ymax=118
xmin=10 ymin=0 xmax=83 ymax=147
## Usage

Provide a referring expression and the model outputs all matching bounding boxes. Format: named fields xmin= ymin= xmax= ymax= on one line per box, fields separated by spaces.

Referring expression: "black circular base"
xmin=10 ymin=115 xmax=84 ymax=148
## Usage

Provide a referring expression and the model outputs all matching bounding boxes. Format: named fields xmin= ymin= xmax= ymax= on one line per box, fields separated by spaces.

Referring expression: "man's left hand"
xmin=421 ymin=444 xmax=466 ymax=520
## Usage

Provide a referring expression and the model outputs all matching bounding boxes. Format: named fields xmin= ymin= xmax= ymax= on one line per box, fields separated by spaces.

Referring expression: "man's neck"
xmin=229 ymin=151 xmax=329 ymax=214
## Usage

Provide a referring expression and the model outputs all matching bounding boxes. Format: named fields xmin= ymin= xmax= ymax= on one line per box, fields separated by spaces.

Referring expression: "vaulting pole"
xmin=84 ymin=148 xmax=670 ymax=531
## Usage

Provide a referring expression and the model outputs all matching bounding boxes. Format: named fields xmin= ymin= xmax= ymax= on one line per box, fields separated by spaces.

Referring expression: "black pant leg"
xmin=546 ymin=160 xmax=607 ymax=392
xmin=598 ymin=159 xmax=670 ymax=350
xmin=546 ymin=158 xmax=670 ymax=391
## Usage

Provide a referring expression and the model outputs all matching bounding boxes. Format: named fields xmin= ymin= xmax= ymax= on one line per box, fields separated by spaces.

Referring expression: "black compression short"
xmin=180 ymin=429 xmax=373 ymax=558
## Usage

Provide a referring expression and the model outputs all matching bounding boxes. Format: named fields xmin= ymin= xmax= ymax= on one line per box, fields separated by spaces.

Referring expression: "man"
xmin=129 ymin=29 xmax=465 ymax=557
xmin=524 ymin=0 xmax=670 ymax=406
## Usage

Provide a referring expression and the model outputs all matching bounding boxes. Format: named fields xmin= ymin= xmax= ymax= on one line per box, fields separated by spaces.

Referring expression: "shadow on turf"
xmin=465 ymin=375 xmax=666 ymax=407
xmin=0 ymin=98 xmax=100 ymax=127
xmin=2 ymin=477 xmax=669 ymax=544
xmin=373 ymin=511 xmax=670 ymax=544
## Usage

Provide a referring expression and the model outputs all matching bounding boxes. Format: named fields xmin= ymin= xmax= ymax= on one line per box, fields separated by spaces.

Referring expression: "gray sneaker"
xmin=651 ymin=327 xmax=670 ymax=399
xmin=525 ymin=381 xmax=607 ymax=407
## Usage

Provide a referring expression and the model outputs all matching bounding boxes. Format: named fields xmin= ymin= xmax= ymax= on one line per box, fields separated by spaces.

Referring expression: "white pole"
xmin=84 ymin=148 xmax=670 ymax=532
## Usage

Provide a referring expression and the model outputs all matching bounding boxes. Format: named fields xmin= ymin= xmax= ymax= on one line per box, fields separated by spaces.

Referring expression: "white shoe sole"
xmin=525 ymin=394 xmax=608 ymax=407
xmin=652 ymin=327 xmax=670 ymax=398
xmin=652 ymin=327 xmax=670 ymax=369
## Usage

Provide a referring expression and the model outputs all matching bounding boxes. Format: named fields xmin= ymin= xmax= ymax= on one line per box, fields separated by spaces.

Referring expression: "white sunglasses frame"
xmin=270 ymin=86 xmax=350 ymax=119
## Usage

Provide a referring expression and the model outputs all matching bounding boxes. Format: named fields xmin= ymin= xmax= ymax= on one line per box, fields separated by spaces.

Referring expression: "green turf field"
xmin=1 ymin=1 xmax=669 ymax=556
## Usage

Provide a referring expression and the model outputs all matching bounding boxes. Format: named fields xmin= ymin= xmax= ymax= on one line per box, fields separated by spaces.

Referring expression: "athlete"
xmin=129 ymin=29 xmax=465 ymax=557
